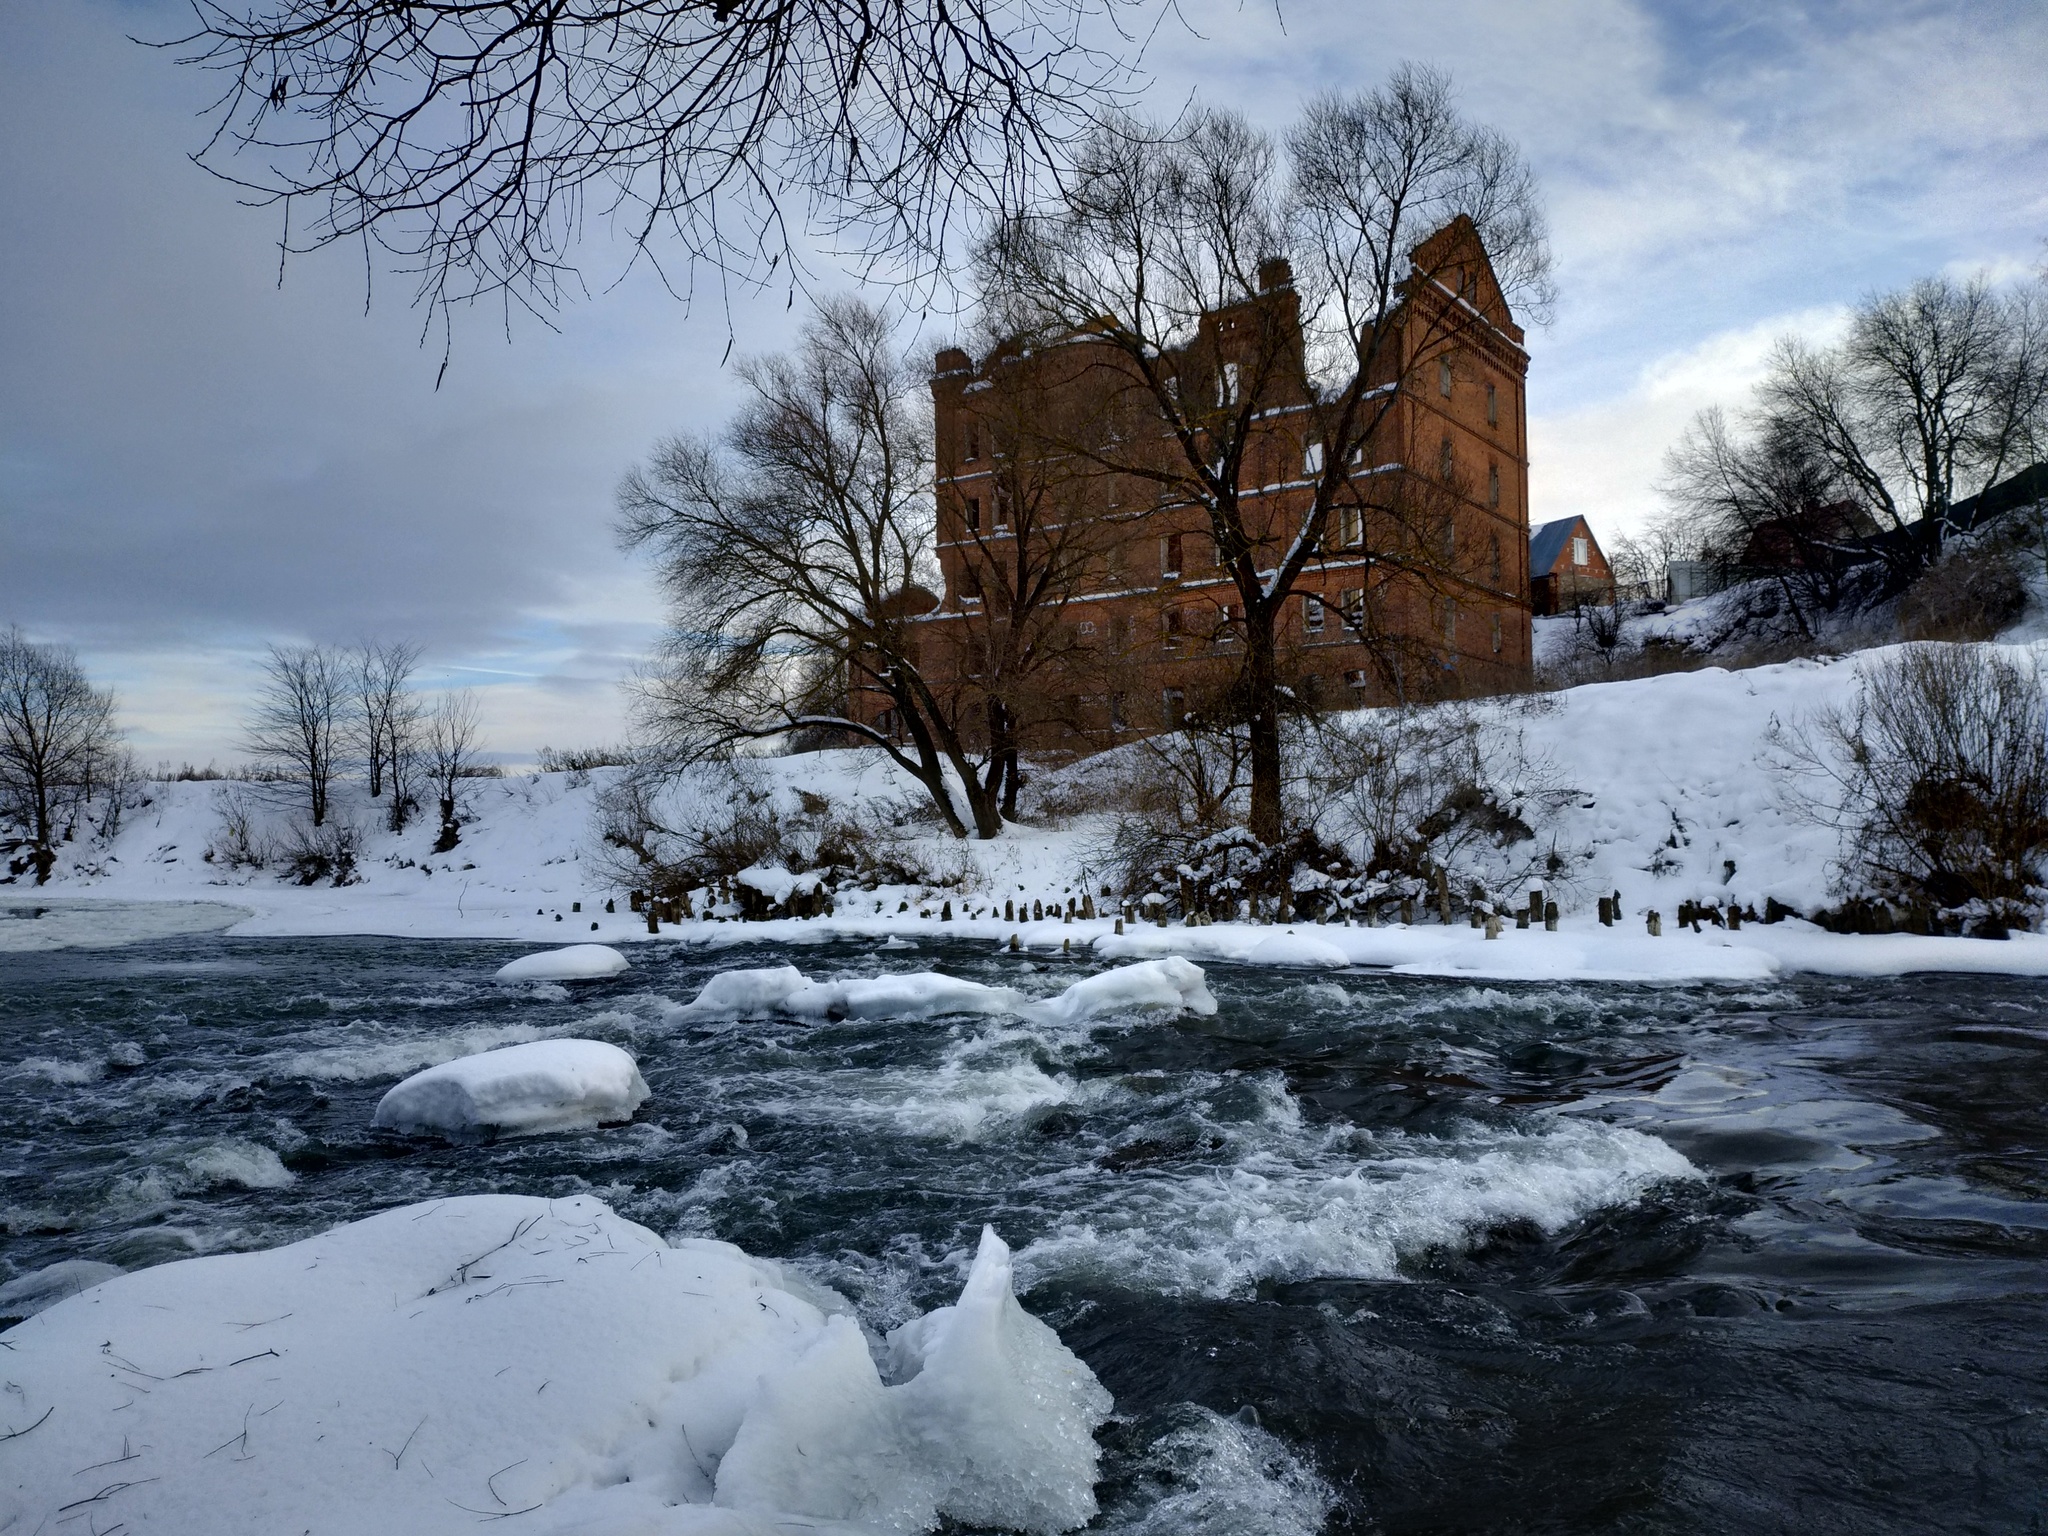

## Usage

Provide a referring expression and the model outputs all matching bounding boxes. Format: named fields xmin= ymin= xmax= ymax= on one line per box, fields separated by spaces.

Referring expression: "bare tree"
xmin=0 ymin=628 xmax=122 ymax=884
xmin=1659 ymin=406 xmax=1862 ymax=625
xmin=620 ymin=296 xmax=1045 ymax=839
xmin=246 ymin=644 xmax=346 ymax=826
xmin=425 ymin=690 xmax=484 ymax=850
xmin=973 ymin=66 xmax=1554 ymax=840
xmin=349 ymin=641 xmax=423 ymax=805
xmin=1715 ymin=274 xmax=2048 ymax=589
xmin=168 ymin=0 xmax=1145 ymax=343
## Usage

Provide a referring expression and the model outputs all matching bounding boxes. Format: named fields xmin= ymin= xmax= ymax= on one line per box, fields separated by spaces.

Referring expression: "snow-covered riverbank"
xmin=10 ymin=646 xmax=2048 ymax=980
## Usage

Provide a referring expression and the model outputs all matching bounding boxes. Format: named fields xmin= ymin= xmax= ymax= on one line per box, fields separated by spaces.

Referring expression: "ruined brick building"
xmin=863 ymin=217 xmax=1533 ymax=754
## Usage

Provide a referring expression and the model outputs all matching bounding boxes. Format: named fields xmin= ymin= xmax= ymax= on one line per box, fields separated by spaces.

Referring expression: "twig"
xmin=0 ymin=1405 xmax=52 ymax=1441
xmin=75 ymin=1437 xmax=136 ymax=1473
xmin=385 ymin=1415 xmax=427 ymax=1470
xmin=57 ymin=1477 xmax=158 ymax=1512
xmin=444 ymin=1496 xmax=543 ymax=1520
xmin=485 ymin=1457 xmax=527 ymax=1506
xmin=228 ymin=1349 xmax=282 ymax=1368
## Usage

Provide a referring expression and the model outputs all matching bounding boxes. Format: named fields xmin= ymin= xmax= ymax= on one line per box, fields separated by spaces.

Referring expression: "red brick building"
xmin=1528 ymin=515 xmax=1615 ymax=614
xmin=868 ymin=218 xmax=1534 ymax=751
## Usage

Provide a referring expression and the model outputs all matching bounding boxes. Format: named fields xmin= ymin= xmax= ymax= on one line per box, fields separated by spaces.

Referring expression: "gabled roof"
xmin=1529 ymin=516 xmax=1584 ymax=578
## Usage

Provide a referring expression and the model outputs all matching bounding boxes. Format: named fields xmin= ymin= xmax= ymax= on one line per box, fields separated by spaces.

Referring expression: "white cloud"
xmin=1530 ymin=306 xmax=1850 ymax=540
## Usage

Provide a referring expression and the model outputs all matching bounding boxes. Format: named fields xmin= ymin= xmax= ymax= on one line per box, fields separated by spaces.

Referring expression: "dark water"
xmin=3 ymin=933 xmax=2046 ymax=1533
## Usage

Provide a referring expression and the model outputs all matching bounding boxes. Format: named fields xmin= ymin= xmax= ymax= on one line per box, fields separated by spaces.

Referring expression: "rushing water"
xmin=3 ymin=926 xmax=2046 ymax=1533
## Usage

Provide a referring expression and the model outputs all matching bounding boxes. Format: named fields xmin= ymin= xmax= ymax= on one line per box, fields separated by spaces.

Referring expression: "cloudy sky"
xmin=2 ymin=0 xmax=2043 ymax=764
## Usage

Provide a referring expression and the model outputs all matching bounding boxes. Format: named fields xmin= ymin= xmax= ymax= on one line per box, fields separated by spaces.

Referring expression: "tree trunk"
xmin=1244 ymin=616 xmax=1284 ymax=844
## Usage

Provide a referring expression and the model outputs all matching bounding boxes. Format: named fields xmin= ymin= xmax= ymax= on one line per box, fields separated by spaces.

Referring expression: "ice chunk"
xmin=0 ymin=1195 xmax=1109 ymax=1536
xmin=495 ymin=943 xmax=630 ymax=982
xmin=372 ymin=1038 xmax=649 ymax=1137
xmin=715 ymin=1315 xmax=938 ymax=1530
xmin=888 ymin=1227 xmax=1114 ymax=1533
xmin=1022 ymin=956 xmax=1216 ymax=1024
xmin=0 ymin=1259 xmax=123 ymax=1322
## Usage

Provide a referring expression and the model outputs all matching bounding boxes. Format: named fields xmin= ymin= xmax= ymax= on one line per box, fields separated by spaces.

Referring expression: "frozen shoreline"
xmin=10 ymin=890 xmax=2048 ymax=981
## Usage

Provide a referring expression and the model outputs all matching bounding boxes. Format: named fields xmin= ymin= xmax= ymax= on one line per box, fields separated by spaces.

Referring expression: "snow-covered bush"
xmin=204 ymin=784 xmax=275 ymax=870
xmin=1308 ymin=703 xmax=1578 ymax=921
xmin=1777 ymin=643 xmax=2048 ymax=935
xmin=594 ymin=757 xmax=971 ymax=916
xmin=278 ymin=816 xmax=364 ymax=887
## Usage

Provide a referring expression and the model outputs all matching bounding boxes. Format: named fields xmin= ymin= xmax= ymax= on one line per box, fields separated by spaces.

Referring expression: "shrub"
xmin=1778 ymin=643 xmax=2048 ymax=935
xmin=278 ymin=819 xmax=364 ymax=887
xmin=1897 ymin=543 xmax=2030 ymax=642
xmin=205 ymin=786 xmax=274 ymax=870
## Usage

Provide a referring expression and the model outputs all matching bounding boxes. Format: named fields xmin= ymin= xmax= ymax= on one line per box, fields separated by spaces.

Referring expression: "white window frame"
xmin=1303 ymin=441 xmax=1325 ymax=475
xmin=1303 ymin=595 xmax=1325 ymax=634
xmin=1573 ymin=536 xmax=1589 ymax=567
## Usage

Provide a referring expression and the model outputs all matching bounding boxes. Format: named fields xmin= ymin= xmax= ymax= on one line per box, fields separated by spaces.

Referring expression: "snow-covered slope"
xmin=10 ymin=645 xmax=2048 ymax=980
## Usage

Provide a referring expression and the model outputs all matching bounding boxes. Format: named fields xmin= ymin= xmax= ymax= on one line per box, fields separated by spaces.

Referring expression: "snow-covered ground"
xmin=10 ymin=645 xmax=2048 ymax=981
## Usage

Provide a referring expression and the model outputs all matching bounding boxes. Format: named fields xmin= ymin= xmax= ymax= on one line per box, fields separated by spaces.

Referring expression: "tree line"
xmin=0 ymin=633 xmax=492 ymax=884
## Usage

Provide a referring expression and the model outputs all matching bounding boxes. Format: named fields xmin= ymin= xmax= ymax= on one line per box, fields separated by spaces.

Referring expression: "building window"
xmin=1162 ymin=606 xmax=1185 ymax=650
xmin=1491 ymin=611 xmax=1503 ymax=654
xmin=1339 ymin=586 xmax=1364 ymax=629
xmin=1110 ymin=694 xmax=1127 ymax=732
xmin=1443 ymin=599 xmax=1458 ymax=646
xmin=1162 ymin=688 xmax=1186 ymax=726
xmin=1303 ymin=595 xmax=1325 ymax=634
xmin=1337 ymin=506 xmax=1363 ymax=548
xmin=964 ymin=424 xmax=980 ymax=461
xmin=1573 ymin=535 xmax=1589 ymax=568
xmin=1440 ymin=515 xmax=1457 ymax=563
xmin=1219 ymin=362 xmax=1240 ymax=406
xmin=1489 ymin=533 xmax=1502 ymax=586
xmin=1344 ymin=669 xmax=1369 ymax=690
xmin=1438 ymin=357 xmax=1453 ymax=398
xmin=1486 ymin=382 xmax=1498 ymax=426
xmin=993 ymin=490 xmax=1010 ymax=528
xmin=964 ymin=496 xmax=981 ymax=533
xmin=1488 ymin=462 xmax=1500 ymax=509
xmin=1439 ymin=435 xmax=1455 ymax=480
xmin=1160 ymin=533 xmax=1183 ymax=579
xmin=1304 ymin=441 xmax=1325 ymax=475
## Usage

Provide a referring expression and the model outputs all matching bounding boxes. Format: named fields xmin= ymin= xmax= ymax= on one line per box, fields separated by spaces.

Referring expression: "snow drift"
xmin=372 ymin=1038 xmax=649 ymax=1137
xmin=0 ymin=1195 xmax=1111 ymax=1536
xmin=495 ymin=942 xmax=630 ymax=982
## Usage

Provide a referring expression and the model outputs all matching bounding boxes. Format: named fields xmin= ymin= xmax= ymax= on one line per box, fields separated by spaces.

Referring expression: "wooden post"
xmin=1647 ymin=910 xmax=1661 ymax=936
xmin=1544 ymin=900 xmax=1559 ymax=932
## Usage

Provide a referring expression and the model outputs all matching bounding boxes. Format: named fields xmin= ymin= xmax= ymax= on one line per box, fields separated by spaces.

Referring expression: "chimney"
xmin=1257 ymin=257 xmax=1294 ymax=293
xmin=933 ymin=347 xmax=971 ymax=375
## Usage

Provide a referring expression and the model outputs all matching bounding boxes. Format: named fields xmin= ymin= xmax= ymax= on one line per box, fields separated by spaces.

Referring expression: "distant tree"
xmin=1672 ymin=273 xmax=2048 ymax=594
xmin=169 ymin=0 xmax=1145 ymax=340
xmin=246 ymin=645 xmax=345 ymax=826
xmin=0 ymin=628 xmax=121 ymax=883
xmin=425 ymin=690 xmax=484 ymax=851
xmin=620 ymin=295 xmax=1059 ymax=839
xmin=973 ymin=66 xmax=1555 ymax=841
xmin=348 ymin=641 xmax=422 ymax=801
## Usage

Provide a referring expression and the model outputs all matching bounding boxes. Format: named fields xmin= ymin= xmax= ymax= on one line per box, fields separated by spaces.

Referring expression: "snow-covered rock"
xmin=494 ymin=942 xmax=630 ymax=982
xmin=674 ymin=958 xmax=1215 ymax=1026
xmin=0 ymin=1259 xmax=123 ymax=1323
xmin=0 ymin=1195 xmax=1110 ymax=1536
xmin=372 ymin=1038 xmax=649 ymax=1137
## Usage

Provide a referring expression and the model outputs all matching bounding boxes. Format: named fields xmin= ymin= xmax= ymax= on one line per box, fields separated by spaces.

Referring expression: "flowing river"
xmin=3 ymin=926 xmax=2045 ymax=1532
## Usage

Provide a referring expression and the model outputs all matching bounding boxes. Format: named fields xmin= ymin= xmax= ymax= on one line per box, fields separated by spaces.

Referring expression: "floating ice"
xmin=372 ymin=1038 xmax=649 ymax=1137
xmin=0 ymin=1259 xmax=123 ymax=1323
xmin=676 ymin=957 xmax=1215 ymax=1027
xmin=494 ymin=943 xmax=630 ymax=982
xmin=0 ymin=1195 xmax=1110 ymax=1536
